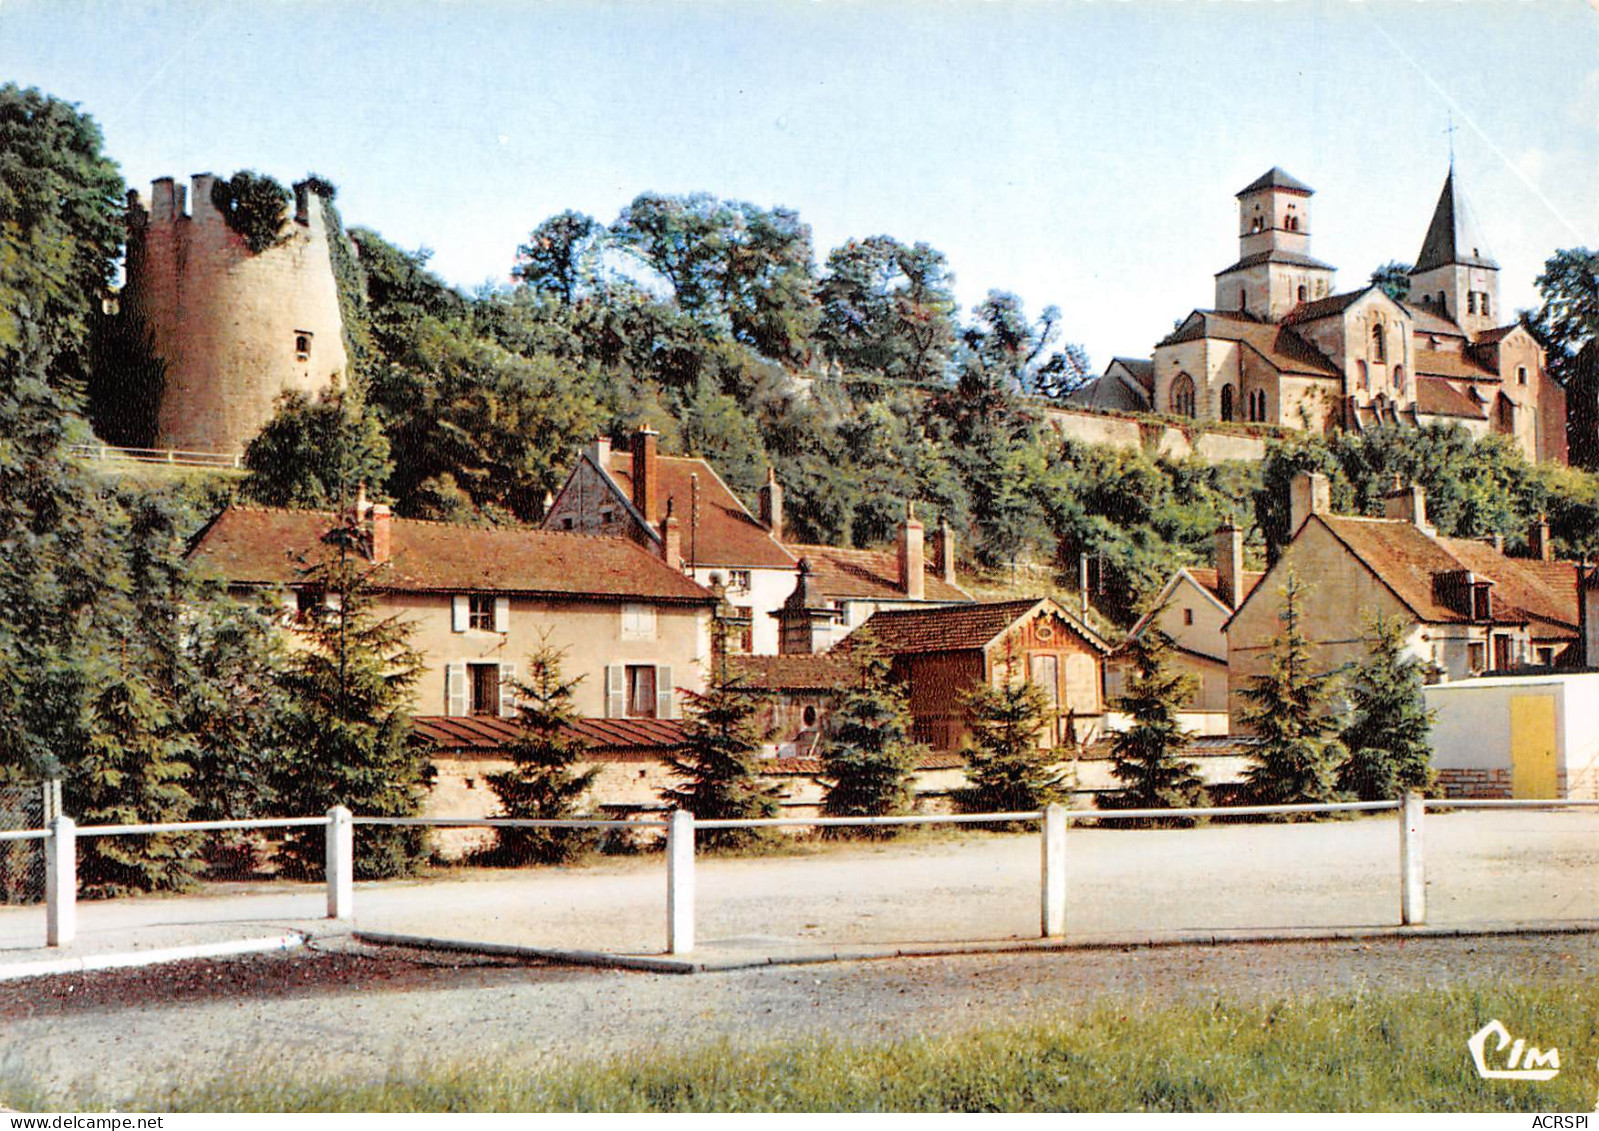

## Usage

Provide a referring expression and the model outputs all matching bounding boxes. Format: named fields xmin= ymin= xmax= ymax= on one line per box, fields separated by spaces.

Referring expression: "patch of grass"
xmin=141 ymin=977 xmax=1599 ymax=1112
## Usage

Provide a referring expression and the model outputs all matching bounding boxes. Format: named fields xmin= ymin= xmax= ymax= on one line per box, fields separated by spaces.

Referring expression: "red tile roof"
xmin=726 ymin=653 xmax=856 ymax=691
xmin=1280 ymin=289 xmax=1369 ymax=324
xmin=854 ymin=598 xmax=1111 ymax=656
xmin=783 ymin=542 xmax=972 ymax=603
xmin=607 ymin=453 xmax=797 ymax=570
xmin=1414 ymin=377 xmax=1487 ymax=419
xmin=1414 ymin=346 xmax=1497 ymax=381
xmin=411 ymin=715 xmax=688 ymax=754
xmin=1084 ymin=734 xmax=1264 ymax=761
xmin=188 ymin=507 xmax=714 ymax=604
xmin=1162 ymin=312 xmax=1343 ymax=378
xmin=1315 ymin=516 xmax=1578 ymax=634
xmin=1400 ymin=301 xmax=1468 ymax=340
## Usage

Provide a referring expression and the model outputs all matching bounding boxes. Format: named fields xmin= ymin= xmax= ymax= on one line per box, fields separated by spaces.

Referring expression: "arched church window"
xmin=1393 ymin=365 xmax=1405 ymax=394
xmin=1171 ymin=373 xmax=1196 ymax=418
xmin=1239 ymin=289 xmax=1246 ymax=311
xmin=1481 ymin=293 xmax=1491 ymax=317
xmin=1370 ymin=322 xmax=1386 ymax=363
xmin=1249 ymin=389 xmax=1268 ymax=422
xmin=1518 ymin=366 xmax=1528 ymax=386
xmin=1297 ymin=285 xmax=1307 ymax=303
xmin=1467 ymin=292 xmax=1477 ymax=315
xmin=1357 ymin=360 xmax=1369 ymax=391
xmin=1220 ymin=384 xmax=1235 ymax=422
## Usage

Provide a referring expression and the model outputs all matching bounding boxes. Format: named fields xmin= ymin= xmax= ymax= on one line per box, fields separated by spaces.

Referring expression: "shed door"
xmin=1509 ymin=695 xmax=1558 ymax=800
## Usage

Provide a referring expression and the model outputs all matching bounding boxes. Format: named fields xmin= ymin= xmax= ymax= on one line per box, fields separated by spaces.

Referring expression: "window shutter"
xmin=656 ymin=665 xmax=674 ymax=720
xmin=605 ymin=665 xmax=625 ymax=718
xmin=494 ymin=596 xmax=510 ymax=634
xmin=499 ymin=663 xmax=518 ymax=718
xmin=452 ymin=594 xmax=469 ymax=633
xmin=445 ymin=662 xmax=467 ymax=717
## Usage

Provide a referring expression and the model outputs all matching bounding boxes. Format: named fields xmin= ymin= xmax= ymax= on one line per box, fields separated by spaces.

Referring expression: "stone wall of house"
xmin=122 ymin=175 xmax=348 ymax=454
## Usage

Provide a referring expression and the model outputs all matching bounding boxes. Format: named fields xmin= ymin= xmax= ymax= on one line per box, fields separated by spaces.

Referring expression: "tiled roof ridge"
xmin=217 ymin=502 xmax=633 ymax=542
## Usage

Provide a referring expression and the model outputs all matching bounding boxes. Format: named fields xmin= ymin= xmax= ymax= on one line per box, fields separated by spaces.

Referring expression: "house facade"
xmin=542 ymin=429 xmax=798 ymax=656
xmin=1106 ymin=524 xmax=1263 ymax=734
xmin=187 ymin=500 xmax=716 ymax=723
xmin=853 ymin=598 xmax=1111 ymax=753
xmin=1082 ymin=165 xmax=1566 ymax=464
xmin=1225 ymin=473 xmax=1583 ymax=732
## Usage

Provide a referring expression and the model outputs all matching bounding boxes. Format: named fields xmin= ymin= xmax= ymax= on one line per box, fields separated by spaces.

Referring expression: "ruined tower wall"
xmin=122 ymin=173 xmax=348 ymax=454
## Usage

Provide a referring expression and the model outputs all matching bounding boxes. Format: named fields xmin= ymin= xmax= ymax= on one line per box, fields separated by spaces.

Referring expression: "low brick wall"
xmin=1435 ymin=767 xmax=1512 ymax=799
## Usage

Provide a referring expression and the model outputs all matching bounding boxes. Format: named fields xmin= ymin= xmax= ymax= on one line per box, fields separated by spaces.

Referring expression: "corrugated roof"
xmin=607 ymin=452 xmax=797 ymax=570
xmin=855 ymin=598 xmax=1111 ymax=656
xmin=1236 ymin=167 xmax=1315 ymax=197
xmin=411 ymin=715 xmax=689 ymax=753
xmin=188 ymin=507 xmax=714 ymax=603
xmin=782 ymin=542 xmax=973 ymax=603
xmin=1413 ymin=377 xmax=1487 ymax=419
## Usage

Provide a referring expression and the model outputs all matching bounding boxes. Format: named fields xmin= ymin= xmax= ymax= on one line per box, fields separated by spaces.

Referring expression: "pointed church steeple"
xmin=1409 ymin=167 xmax=1500 ymax=336
xmin=1414 ymin=167 xmax=1497 ymax=273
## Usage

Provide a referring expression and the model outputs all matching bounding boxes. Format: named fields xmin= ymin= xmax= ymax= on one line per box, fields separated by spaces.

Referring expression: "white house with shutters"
xmin=187 ymin=501 xmax=716 ymax=724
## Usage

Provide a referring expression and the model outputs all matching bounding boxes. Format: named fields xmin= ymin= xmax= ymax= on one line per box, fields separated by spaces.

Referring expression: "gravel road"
xmin=2 ymin=930 xmax=1595 ymax=1108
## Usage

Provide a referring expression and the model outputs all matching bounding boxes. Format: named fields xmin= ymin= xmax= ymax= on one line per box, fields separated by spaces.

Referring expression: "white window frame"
xmin=621 ymin=603 xmax=657 ymax=641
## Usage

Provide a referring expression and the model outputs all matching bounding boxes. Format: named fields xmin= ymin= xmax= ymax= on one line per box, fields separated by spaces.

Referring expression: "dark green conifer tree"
xmin=1239 ymin=570 xmax=1346 ymax=807
xmin=1338 ymin=613 xmax=1436 ymax=800
xmin=955 ymin=672 xmax=1068 ymax=816
xmin=1100 ymin=620 xmax=1205 ymax=817
xmin=660 ymin=674 xmax=783 ymax=852
xmin=485 ymin=644 xmax=600 ymax=865
xmin=273 ymin=514 xmax=431 ymax=878
xmin=818 ymin=638 xmax=921 ymax=835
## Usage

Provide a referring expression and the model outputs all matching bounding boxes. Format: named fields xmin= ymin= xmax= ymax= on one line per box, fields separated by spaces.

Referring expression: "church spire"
xmin=1414 ymin=166 xmax=1497 ymax=273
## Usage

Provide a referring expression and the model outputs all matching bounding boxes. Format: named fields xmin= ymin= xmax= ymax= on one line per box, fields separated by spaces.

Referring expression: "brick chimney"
xmin=1383 ymin=482 xmax=1430 ymax=532
xmin=660 ymin=499 xmax=683 ymax=571
xmin=631 ymin=426 xmax=659 ymax=521
xmin=930 ymin=516 xmax=956 ymax=586
xmin=1214 ymin=523 xmax=1243 ymax=610
xmin=1529 ymin=515 xmax=1552 ymax=562
xmin=759 ymin=466 xmax=783 ymax=540
xmin=897 ymin=501 xmax=925 ymax=600
xmin=1288 ymin=471 xmax=1330 ymax=537
xmin=370 ymin=503 xmax=392 ymax=564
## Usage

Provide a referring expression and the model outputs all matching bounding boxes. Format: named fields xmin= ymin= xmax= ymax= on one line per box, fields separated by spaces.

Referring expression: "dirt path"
xmin=2 ymin=931 xmax=1594 ymax=1108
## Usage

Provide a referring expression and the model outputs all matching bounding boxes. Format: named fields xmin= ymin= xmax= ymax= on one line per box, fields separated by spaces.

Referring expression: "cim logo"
xmin=1468 ymin=1019 xmax=1560 ymax=1082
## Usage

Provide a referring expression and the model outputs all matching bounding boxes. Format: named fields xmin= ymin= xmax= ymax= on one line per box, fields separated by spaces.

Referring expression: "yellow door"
xmin=1509 ymin=695 xmax=1559 ymax=799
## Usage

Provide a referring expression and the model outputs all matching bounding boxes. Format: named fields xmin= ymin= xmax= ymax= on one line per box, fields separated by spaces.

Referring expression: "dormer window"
xmin=1472 ymin=582 xmax=1492 ymax=622
xmin=294 ymin=331 xmax=312 ymax=361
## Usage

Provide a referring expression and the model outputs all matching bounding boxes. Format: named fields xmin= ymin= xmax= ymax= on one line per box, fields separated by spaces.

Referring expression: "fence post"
xmin=667 ymin=809 xmax=695 ymax=955
xmin=1041 ymin=803 xmax=1067 ymax=938
xmin=1399 ymin=791 xmax=1425 ymax=926
xmin=326 ymin=806 xmax=354 ymax=920
xmin=45 ymin=816 xmax=76 ymax=947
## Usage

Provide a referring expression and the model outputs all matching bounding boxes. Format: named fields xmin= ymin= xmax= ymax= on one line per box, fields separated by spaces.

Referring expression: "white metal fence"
xmin=68 ymin=443 xmax=243 ymax=469
xmin=14 ymin=794 xmax=1599 ymax=955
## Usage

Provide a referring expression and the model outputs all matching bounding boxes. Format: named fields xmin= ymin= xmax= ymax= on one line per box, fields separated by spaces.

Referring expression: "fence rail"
xmin=19 ymin=797 xmax=1599 ymax=955
xmin=67 ymin=443 xmax=243 ymax=470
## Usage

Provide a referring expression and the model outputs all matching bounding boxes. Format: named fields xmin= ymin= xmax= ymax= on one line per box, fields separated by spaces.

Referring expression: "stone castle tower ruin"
xmin=121 ymin=173 xmax=349 ymax=455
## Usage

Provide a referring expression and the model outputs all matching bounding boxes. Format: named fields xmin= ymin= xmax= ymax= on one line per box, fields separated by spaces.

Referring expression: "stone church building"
xmin=1080 ymin=166 xmax=1566 ymax=464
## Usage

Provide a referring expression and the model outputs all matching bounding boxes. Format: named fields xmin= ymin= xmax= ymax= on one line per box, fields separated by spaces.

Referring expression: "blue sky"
xmin=5 ymin=1 xmax=1596 ymax=368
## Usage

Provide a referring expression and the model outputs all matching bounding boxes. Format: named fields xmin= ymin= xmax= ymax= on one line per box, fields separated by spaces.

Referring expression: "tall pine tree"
xmin=955 ymin=673 xmax=1068 ymax=816
xmin=1239 ymin=570 xmax=1345 ymax=807
xmin=1338 ymin=613 xmax=1436 ymax=800
xmin=818 ymin=638 xmax=921 ymax=836
xmin=1100 ymin=620 xmax=1205 ymax=818
xmin=660 ymin=674 xmax=783 ymax=852
xmin=484 ymin=643 xmax=600 ymax=865
xmin=273 ymin=513 xmax=431 ymax=878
